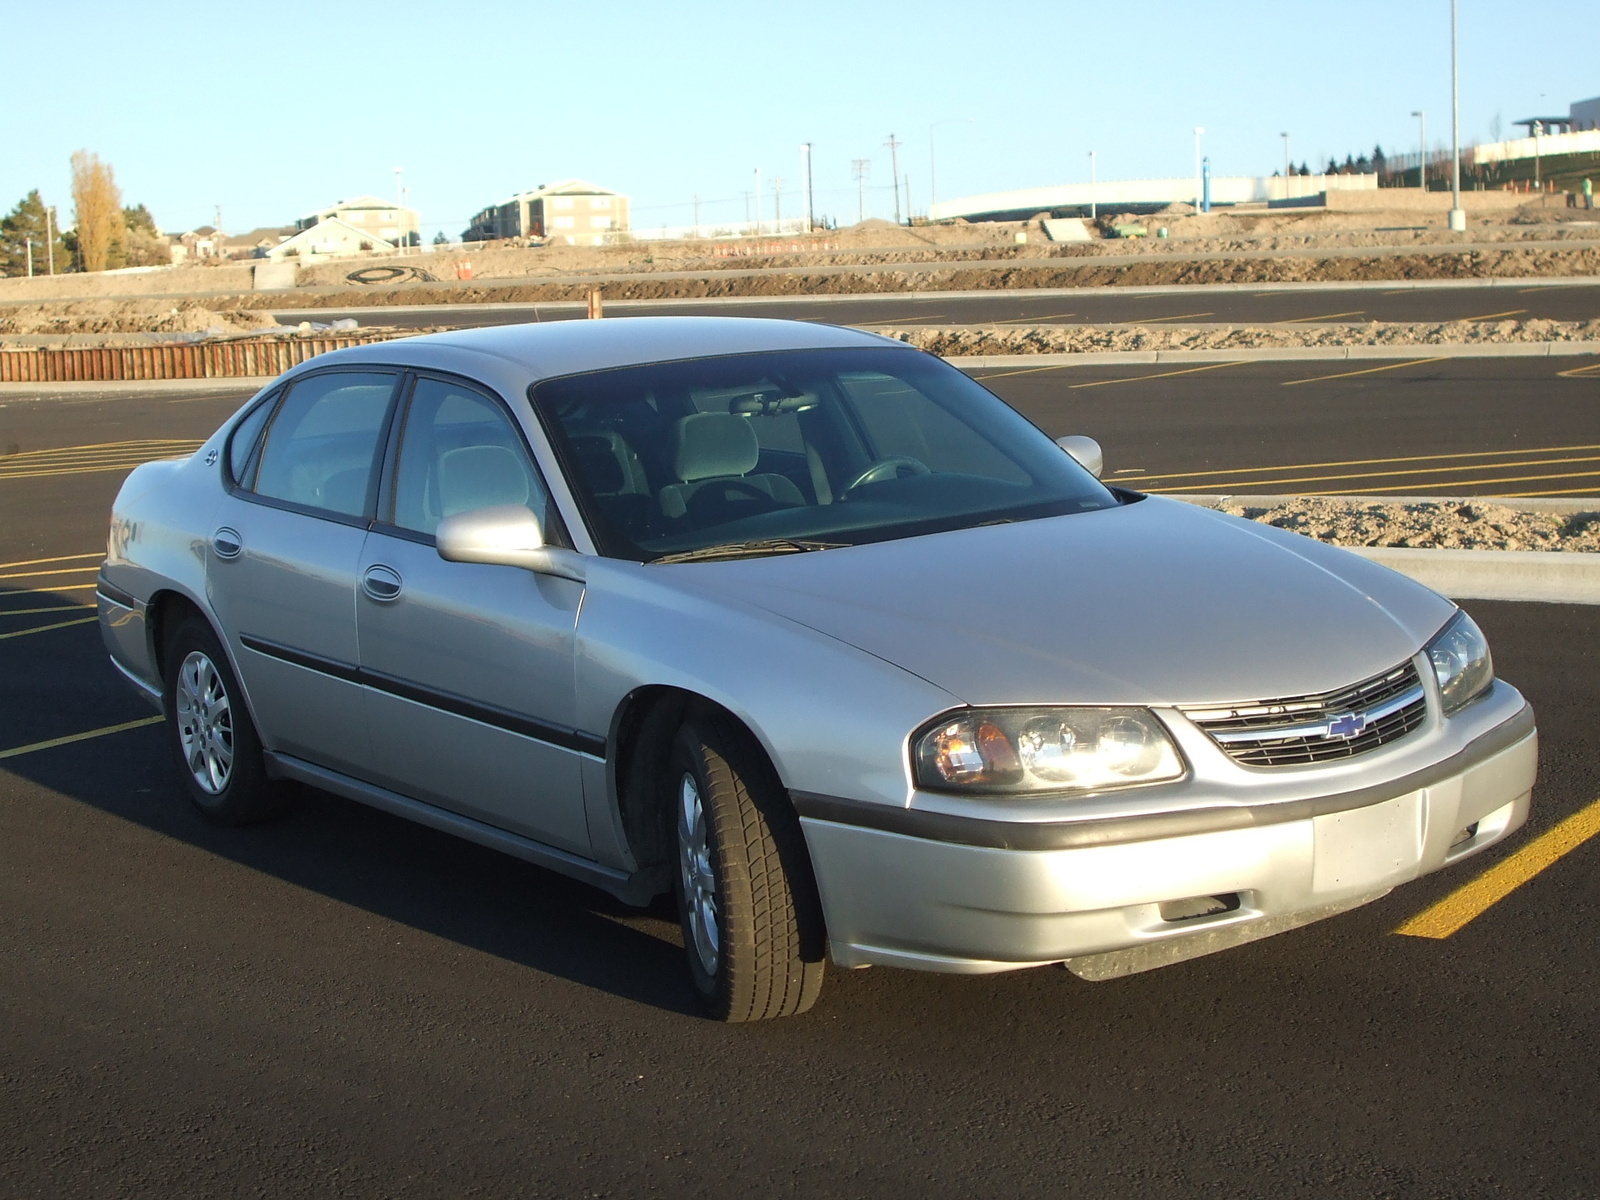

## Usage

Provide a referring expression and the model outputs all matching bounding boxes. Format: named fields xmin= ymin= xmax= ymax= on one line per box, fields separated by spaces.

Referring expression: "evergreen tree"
xmin=0 ymin=190 xmax=71 ymax=277
xmin=1325 ymin=157 xmax=1339 ymax=175
xmin=120 ymin=203 xmax=170 ymax=267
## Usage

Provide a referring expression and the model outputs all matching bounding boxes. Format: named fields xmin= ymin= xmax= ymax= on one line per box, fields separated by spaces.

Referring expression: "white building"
xmin=930 ymin=174 xmax=1377 ymax=221
xmin=297 ymin=196 xmax=419 ymax=247
xmin=464 ymin=180 xmax=630 ymax=245
xmin=266 ymin=218 xmax=394 ymax=260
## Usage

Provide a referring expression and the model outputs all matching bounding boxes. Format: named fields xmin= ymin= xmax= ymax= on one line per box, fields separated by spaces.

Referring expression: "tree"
xmin=70 ymin=150 xmax=127 ymax=272
xmin=0 ymin=190 xmax=71 ymax=277
xmin=432 ymin=229 xmax=449 ymax=245
xmin=121 ymin=203 xmax=170 ymax=267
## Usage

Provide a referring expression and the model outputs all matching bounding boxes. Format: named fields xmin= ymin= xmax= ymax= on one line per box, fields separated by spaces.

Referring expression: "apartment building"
xmin=464 ymin=180 xmax=629 ymax=245
xmin=297 ymin=196 xmax=420 ymax=247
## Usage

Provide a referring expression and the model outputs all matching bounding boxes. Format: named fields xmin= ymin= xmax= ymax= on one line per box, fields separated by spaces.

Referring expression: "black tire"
xmin=161 ymin=615 xmax=285 ymax=825
xmin=670 ymin=715 xmax=825 ymax=1021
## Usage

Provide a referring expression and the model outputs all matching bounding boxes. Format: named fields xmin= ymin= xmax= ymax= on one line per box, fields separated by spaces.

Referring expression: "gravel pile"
xmin=879 ymin=319 xmax=1600 ymax=356
xmin=1204 ymin=496 xmax=1600 ymax=552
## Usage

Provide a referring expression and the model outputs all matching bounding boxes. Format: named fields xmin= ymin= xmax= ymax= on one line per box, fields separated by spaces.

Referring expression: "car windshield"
xmin=529 ymin=346 xmax=1120 ymax=562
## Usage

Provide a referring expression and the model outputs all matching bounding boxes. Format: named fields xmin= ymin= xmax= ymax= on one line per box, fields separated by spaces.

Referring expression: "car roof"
xmin=301 ymin=316 xmax=912 ymax=385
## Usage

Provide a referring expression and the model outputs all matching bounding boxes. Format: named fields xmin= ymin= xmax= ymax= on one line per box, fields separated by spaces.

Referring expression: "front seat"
xmin=657 ymin=412 xmax=804 ymax=520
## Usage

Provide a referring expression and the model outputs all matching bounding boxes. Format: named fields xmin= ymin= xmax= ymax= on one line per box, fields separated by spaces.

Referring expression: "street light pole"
xmin=1088 ymin=150 xmax=1096 ymax=220
xmin=754 ymin=168 xmax=762 ymax=236
xmin=1412 ymin=110 xmax=1426 ymax=190
xmin=801 ymin=142 xmax=814 ymax=232
xmin=394 ymin=167 xmax=404 ymax=253
xmin=851 ymin=159 xmax=870 ymax=224
xmin=1448 ymin=0 xmax=1465 ymax=231
xmin=928 ymin=118 xmax=972 ymax=220
xmin=1193 ymin=127 xmax=1205 ymax=212
xmin=1281 ymin=132 xmax=1290 ymax=198
xmin=46 ymin=206 xmax=55 ymax=275
xmin=885 ymin=133 xmax=903 ymax=224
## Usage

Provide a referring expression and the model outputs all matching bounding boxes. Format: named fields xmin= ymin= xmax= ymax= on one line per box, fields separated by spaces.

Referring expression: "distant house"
xmin=169 ymin=226 xmax=223 ymax=264
xmin=223 ymin=226 xmax=295 ymax=259
xmin=464 ymin=180 xmax=630 ymax=245
xmin=265 ymin=217 xmax=394 ymax=260
xmin=297 ymin=196 xmax=419 ymax=247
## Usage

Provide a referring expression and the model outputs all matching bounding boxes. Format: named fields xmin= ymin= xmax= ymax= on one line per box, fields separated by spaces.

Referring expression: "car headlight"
xmin=1426 ymin=610 xmax=1494 ymax=715
xmin=913 ymin=707 xmax=1185 ymax=795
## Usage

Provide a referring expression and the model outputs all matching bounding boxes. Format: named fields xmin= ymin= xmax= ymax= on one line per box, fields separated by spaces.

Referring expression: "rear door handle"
xmin=212 ymin=527 xmax=242 ymax=559
xmin=362 ymin=564 xmax=403 ymax=602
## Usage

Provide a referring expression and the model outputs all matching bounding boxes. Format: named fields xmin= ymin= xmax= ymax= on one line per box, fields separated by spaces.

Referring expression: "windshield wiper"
xmin=650 ymin=538 xmax=848 ymax=565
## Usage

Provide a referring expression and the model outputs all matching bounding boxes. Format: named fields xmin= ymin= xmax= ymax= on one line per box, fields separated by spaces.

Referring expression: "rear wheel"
xmin=671 ymin=715 xmax=825 ymax=1021
xmin=162 ymin=615 xmax=285 ymax=825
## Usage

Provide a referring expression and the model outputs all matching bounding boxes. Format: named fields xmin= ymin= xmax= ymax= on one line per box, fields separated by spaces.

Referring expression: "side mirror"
xmin=436 ymin=504 xmax=585 ymax=581
xmin=1055 ymin=435 xmax=1104 ymax=479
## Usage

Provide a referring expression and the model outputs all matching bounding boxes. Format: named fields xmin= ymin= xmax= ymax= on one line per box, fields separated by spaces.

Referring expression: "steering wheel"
xmin=841 ymin=456 xmax=931 ymax=495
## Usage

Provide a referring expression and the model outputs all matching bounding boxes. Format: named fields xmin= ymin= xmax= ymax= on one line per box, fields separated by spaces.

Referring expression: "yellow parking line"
xmin=0 ymin=565 xmax=102 ymax=581
xmin=0 ymin=604 xmax=92 ymax=617
xmin=1282 ymin=357 xmax=1447 ymax=386
xmin=0 ymin=461 xmax=187 ymax=483
xmin=0 ymin=616 xmax=97 ymax=640
xmin=980 ymin=363 xmax=1080 ymax=380
xmin=1396 ymin=796 xmax=1600 ymax=939
xmin=1275 ymin=310 xmax=1366 ymax=323
xmin=987 ymin=311 xmax=1078 ymax=325
xmin=1118 ymin=443 xmax=1600 ymax=486
xmin=854 ymin=314 xmax=946 ymax=325
xmin=0 ymin=715 xmax=163 ymax=762
xmin=1138 ymin=311 xmax=1216 ymax=323
xmin=1291 ymin=468 xmax=1600 ymax=495
xmin=1068 ymin=361 xmax=1250 ymax=390
xmin=1461 ymin=308 xmax=1528 ymax=321
xmin=0 ymin=551 xmax=101 ymax=570
xmin=1556 ymin=363 xmax=1600 ymax=379
xmin=1149 ymin=453 xmax=1600 ymax=493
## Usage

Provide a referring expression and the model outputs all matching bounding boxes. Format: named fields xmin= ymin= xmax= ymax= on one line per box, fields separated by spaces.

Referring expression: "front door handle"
xmin=362 ymin=564 xmax=403 ymax=602
xmin=212 ymin=527 xmax=242 ymax=559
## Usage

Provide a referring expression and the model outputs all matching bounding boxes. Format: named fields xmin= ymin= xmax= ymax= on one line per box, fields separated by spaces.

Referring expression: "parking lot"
xmin=3 ymin=360 xmax=1599 ymax=1197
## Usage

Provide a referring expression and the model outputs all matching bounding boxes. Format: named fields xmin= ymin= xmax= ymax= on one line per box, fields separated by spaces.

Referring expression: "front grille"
xmin=1182 ymin=660 xmax=1428 ymax=767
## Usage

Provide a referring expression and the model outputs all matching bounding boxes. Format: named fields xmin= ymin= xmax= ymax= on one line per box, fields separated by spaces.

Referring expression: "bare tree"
xmin=70 ymin=150 xmax=127 ymax=272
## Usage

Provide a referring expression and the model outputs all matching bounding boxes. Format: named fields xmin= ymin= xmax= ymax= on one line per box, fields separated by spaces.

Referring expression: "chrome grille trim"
xmin=1182 ymin=661 xmax=1429 ymax=767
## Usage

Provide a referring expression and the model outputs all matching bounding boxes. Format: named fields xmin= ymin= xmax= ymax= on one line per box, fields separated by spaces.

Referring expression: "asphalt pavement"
xmin=272 ymin=278 xmax=1600 ymax=332
xmin=1 ymin=425 xmax=1597 ymax=1194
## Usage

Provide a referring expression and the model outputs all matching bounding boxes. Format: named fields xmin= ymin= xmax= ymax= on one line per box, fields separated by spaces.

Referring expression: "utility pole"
xmin=214 ymin=204 xmax=223 ymax=235
xmin=743 ymin=191 xmax=752 ymax=230
xmin=692 ymin=193 xmax=701 ymax=239
xmin=393 ymin=167 xmax=405 ymax=253
xmin=773 ymin=177 xmax=783 ymax=228
xmin=1533 ymin=121 xmax=1543 ymax=191
xmin=884 ymin=133 xmax=902 ymax=223
xmin=801 ymin=142 xmax=815 ymax=232
xmin=25 ymin=237 xmax=33 ymax=278
xmin=1193 ymin=127 xmax=1205 ymax=212
xmin=1412 ymin=110 xmax=1427 ymax=190
xmin=1281 ymin=132 xmax=1290 ymax=197
xmin=1448 ymin=0 xmax=1465 ymax=231
xmin=45 ymin=206 xmax=55 ymax=274
xmin=1089 ymin=150 xmax=1096 ymax=220
xmin=754 ymin=168 xmax=762 ymax=236
xmin=851 ymin=159 xmax=870 ymax=224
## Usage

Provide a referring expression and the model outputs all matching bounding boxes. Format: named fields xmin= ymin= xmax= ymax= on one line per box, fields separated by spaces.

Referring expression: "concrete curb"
xmin=947 ymin=341 xmax=1600 ymax=368
xmin=0 ymin=377 xmax=272 ymax=396
xmin=265 ymin=274 xmax=1600 ymax=319
xmin=1348 ymin=546 xmax=1600 ymax=604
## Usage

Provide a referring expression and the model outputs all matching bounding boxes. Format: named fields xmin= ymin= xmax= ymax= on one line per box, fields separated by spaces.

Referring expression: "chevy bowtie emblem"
xmin=1325 ymin=711 xmax=1368 ymax=739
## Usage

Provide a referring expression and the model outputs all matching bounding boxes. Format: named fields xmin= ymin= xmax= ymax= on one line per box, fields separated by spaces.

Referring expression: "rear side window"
xmin=250 ymin=372 xmax=398 ymax=518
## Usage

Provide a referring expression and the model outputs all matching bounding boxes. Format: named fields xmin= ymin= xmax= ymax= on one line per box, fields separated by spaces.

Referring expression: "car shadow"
xmin=0 ymin=584 xmax=700 ymax=1018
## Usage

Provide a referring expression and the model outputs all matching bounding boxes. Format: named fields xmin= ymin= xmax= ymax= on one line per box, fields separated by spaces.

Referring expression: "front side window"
xmin=250 ymin=371 xmax=398 ymax=518
xmin=531 ymin=346 xmax=1117 ymax=562
xmin=389 ymin=376 xmax=550 ymax=537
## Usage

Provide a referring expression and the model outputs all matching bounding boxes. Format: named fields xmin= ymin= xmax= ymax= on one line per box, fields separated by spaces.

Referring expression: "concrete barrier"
xmin=1325 ymin=188 xmax=1537 ymax=212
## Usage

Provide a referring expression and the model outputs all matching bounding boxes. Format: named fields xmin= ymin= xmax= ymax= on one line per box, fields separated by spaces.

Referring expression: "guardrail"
xmin=0 ymin=334 xmax=393 ymax=382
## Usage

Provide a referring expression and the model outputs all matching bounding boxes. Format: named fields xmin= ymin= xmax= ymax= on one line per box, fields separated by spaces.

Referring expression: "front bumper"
xmin=798 ymin=696 xmax=1536 ymax=975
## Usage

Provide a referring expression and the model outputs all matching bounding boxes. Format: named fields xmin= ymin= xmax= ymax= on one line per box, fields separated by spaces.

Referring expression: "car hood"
xmin=663 ymin=497 xmax=1458 ymax=707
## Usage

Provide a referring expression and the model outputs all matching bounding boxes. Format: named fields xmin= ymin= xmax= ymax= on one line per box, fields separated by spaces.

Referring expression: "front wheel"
xmin=671 ymin=716 xmax=825 ymax=1021
xmin=162 ymin=615 xmax=285 ymax=825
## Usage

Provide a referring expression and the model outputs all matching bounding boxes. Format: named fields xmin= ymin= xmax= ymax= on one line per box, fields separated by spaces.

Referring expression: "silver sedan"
xmin=98 ymin=317 xmax=1536 ymax=1020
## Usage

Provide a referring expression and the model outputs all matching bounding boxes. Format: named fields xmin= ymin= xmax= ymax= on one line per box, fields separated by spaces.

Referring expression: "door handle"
xmin=212 ymin=527 xmax=242 ymax=559
xmin=362 ymin=565 xmax=403 ymax=602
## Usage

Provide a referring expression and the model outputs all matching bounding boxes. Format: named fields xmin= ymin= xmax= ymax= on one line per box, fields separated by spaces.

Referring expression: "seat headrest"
xmin=671 ymin=413 xmax=759 ymax=483
xmin=438 ymin=445 xmax=530 ymax=517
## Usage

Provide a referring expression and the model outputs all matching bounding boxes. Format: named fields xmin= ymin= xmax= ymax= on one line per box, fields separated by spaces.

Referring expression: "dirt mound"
xmin=0 ymin=299 xmax=281 ymax=336
xmin=875 ymin=318 xmax=1600 ymax=356
xmin=1212 ymin=496 xmax=1600 ymax=552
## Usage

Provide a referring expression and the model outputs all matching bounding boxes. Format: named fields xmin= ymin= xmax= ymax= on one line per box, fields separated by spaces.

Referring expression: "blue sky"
xmin=3 ymin=0 xmax=1594 ymax=238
